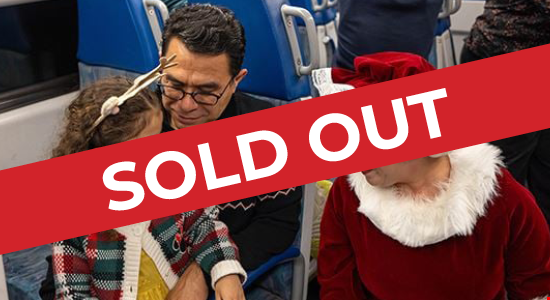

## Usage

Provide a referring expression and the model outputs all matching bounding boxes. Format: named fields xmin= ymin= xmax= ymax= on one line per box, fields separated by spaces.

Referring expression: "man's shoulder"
xmin=233 ymin=91 xmax=274 ymax=115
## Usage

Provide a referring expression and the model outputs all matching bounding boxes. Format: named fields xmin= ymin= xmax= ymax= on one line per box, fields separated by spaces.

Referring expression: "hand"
xmin=166 ymin=262 xmax=208 ymax=300
xmin=214 ymin=275 xmax=245 ymax=300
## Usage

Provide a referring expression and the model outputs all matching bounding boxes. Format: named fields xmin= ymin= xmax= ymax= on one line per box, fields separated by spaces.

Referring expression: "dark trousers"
xmin=491 ymin=130 xmax=550 ymax=226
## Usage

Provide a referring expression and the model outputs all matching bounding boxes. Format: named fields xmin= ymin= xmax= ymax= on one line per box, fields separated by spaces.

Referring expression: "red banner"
xmin=1 ymin=45 xmax=550 ymax=254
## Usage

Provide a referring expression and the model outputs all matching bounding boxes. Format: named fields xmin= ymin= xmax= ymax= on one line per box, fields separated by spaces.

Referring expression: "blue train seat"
xmin=77 ymin=0 xmax=168 ymax=87
xmin=79 ymin=0 xmax=317 ymax=101
xmin=288 ymin=0 xmax=338 ymax=68
xmin=188 ymin=0 xmax=318 ymax=101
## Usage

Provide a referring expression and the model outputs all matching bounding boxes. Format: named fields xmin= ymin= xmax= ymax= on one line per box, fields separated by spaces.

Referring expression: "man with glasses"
xmin=160 ymin=4 xmax=302 ymax=300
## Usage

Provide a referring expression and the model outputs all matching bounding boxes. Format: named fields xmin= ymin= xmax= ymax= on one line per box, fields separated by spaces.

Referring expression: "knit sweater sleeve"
xmin=230 ymin=186 xmax=302 ymax=270
xmin=183 ymin=208 xmax=247 ymax=288
xmin=52 ymin=237 xmax=98 ymax=300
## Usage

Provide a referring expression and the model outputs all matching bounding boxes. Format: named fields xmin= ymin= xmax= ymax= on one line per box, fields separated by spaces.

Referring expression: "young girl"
xmin=50 ymin=73 xmax=246 ymax=300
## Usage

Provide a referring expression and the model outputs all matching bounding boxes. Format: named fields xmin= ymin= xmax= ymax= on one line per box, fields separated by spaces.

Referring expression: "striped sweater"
xmin=53 ymin=208 xmax=246 ymax=300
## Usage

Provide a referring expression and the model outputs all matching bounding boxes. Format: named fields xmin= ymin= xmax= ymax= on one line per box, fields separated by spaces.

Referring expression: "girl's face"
xmin=135 ymin=109 xmax=163 ymax=139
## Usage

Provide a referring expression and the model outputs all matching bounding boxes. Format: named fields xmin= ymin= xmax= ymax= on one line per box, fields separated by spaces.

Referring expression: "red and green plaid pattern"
xmin=53 ymin=208 xmax=239 ymax=300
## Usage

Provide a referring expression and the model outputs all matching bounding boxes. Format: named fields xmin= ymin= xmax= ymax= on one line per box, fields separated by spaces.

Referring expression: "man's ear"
xmin=234 ymin=69 xmax=248 ymax=86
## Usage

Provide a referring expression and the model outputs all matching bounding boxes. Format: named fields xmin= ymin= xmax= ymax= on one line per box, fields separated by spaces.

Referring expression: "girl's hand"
xmin=214 ymin=274 xmax=245 ymax=300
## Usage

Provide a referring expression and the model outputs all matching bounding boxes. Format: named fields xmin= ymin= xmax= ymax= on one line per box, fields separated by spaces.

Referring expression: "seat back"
xmin=289 ymin=0 xmax=338 ymax=26
xmin=189 ymin=0 xmax=316 ymax=101
xmin=289 ymin=0 xmax=338 ymax=67
xmin=77 ymin=0 xmax=168 ymax=74
xmin=289 ymin=0 xmax=325 ymax=25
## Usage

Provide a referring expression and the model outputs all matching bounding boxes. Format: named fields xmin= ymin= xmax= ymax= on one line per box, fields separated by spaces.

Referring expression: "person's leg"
xmin=460 ymin=45 xmax=484 ymax=64
xmin=3 ymin=245 xmax=51 ymax=300
xmin=246 ymin=262 xmax=294 ymax=300
xmin=490 ymin=132 xmax=539 ymax=186
xmin=528 ymin=129 xmax=550 ymax=226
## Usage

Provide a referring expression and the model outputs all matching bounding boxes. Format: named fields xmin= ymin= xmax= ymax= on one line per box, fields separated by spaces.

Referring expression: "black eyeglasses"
xmin=158 ymin=78 xmax=234 ymax=106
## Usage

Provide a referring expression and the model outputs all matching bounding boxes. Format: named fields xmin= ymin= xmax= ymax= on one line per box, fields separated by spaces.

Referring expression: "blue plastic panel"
xmin=435 ymin=17 xmax=451 ymax=36
xmin=288 ymin=0 xmax=326 ymax=25
xmin=288 ymin=0 xmax=337 ymax=25
xmin=189 ymin=0 xmax=311 ymax=100
xmin=77 ymin=0 xmax=160 ymax=74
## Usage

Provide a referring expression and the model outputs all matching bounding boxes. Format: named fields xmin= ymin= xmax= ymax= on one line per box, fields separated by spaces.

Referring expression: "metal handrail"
xmin=438 ymin=0 xmax=462 ymax=19
xmin=143 ymin=0 xmax=169 ymax=52
xmin=281 ymin=4 xmax=320 ymax=76
xmin=450 ymin=0 xmax=462 ymax=15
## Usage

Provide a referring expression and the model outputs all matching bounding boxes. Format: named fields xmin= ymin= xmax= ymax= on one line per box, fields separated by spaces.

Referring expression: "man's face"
xmin=161 ymin=38 xmax=247 ymax=129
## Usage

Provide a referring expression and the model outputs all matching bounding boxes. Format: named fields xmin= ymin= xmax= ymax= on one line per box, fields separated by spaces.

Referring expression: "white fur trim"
xmin=348 ymin=143 xmax=503 ymax=247
xmin=532 ymin=296 xmax=550 ymax=300
xmin=209 ymin=260 xmax=247 ymax=289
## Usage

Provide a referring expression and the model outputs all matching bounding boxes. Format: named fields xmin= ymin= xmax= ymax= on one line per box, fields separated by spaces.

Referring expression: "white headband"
xmin=89 ymin=54 xmax=178 ymax=131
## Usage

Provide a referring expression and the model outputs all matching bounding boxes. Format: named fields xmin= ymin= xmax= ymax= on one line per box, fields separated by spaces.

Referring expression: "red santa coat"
xmin=318 ymin=144 xmax=550 ymax=300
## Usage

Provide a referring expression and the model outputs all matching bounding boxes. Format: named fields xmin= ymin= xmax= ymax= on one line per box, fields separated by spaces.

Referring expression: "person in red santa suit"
xmin=316 ymin=52 xmax=550 ymax=300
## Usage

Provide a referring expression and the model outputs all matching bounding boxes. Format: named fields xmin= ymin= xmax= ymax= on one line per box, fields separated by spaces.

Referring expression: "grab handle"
xmin=143 ymin=0 xmax=169 ymax=52
xmin=281 ymin=4 xmax=320 ymax=76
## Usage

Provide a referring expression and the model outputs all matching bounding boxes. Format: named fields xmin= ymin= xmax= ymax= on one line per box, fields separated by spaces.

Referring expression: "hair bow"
xmin=90 ymin=54 xmax=178 ymax=130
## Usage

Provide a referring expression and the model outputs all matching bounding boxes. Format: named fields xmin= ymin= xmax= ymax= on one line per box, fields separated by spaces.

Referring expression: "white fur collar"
xmin=347 ymin=143 xmax=503 ymax=247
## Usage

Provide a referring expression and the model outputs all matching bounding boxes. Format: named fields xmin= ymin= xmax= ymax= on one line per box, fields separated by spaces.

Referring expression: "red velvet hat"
xmin=332 ymin=52 xmax=435 ymax=88
xmin=330 ymin=52 xmax=446 ymax=158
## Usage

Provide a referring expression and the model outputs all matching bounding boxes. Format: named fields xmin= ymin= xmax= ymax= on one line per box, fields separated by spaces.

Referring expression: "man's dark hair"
xmin=162 ymin=4 xmax=246 ymax=77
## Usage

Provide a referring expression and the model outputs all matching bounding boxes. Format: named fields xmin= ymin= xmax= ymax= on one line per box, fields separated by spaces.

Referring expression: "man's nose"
xmin=176 ymin=93 xmax=199 ymax=111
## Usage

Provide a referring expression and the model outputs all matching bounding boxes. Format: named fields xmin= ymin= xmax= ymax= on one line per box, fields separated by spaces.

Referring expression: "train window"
xmin=0 ymin=0 xmax=79 ymax=113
